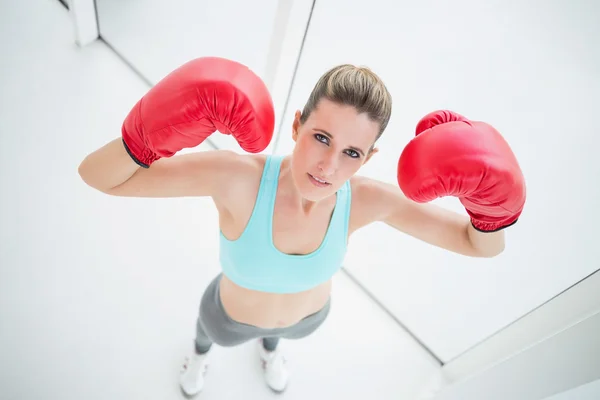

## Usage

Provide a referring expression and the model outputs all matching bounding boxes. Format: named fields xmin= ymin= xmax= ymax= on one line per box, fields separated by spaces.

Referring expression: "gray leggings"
xmin=195 ymin=273 xmax=331 ymax=354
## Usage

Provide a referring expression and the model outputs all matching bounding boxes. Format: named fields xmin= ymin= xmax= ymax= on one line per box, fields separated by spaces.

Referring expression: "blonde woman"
xmin=78 ymin=57 xmax=525 ymax=395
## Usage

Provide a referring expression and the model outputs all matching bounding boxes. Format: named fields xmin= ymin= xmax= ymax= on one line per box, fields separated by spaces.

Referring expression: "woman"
xmin=78 ymin=57 xmax=525 ymax=395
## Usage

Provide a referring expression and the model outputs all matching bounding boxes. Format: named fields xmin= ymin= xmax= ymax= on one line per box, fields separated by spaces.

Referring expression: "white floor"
xmin=0 ymin=1 xmax=441 ymax=399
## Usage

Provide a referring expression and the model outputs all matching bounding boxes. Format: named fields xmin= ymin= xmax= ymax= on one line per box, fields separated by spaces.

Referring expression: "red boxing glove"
xmin=121 ymin=57 xmax=275 ymax=167
xmin=397 ymin=110 xmax=526 ymax=232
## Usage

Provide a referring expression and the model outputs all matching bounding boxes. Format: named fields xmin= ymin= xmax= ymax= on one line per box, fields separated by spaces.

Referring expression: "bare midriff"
xmin=218 ymin=274 xmax=332 ymax=329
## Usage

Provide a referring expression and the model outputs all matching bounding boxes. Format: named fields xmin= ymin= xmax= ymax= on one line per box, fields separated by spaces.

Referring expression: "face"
xmin=290 ymin=98 xmax=380 ymax=201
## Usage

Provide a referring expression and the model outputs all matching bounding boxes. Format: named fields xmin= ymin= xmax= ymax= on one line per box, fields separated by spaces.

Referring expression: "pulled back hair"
xmin=300 ymin=64 xmax=392 ymax=145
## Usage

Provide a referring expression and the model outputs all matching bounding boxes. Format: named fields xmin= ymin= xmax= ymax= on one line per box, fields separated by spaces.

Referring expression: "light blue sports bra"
xmin=219 ymin=155 xmax=352 ymax=294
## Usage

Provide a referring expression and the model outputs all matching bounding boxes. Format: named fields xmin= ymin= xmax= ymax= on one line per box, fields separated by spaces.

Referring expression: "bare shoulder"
xmin=217 ymin=150 xmax=265 ymax=179
xmin=349 ymin=174 xmax=398 ymax=204
xmin=214 ymin=151 xmax=267 ymax=207
xmin=225 ymin=152 xmax=266 ymax=183
xmin=348 ymin=175 xmax=399 ymax=231
xmin=185 ymin=148 xmax=265 ymax=185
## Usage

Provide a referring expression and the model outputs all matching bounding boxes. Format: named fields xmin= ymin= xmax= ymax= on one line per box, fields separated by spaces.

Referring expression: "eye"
xmin=345 ymin=149 xmax=360 ymax=158
xmin=314 ymin=133 xmax=360 ymax=159
xmin=314 ymin=133 xmax=329 ymax=144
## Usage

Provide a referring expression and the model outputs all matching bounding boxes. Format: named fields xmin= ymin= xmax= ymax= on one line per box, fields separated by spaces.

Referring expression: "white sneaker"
xmin=258 ymin=339 xmax=290 ymax=392
xmin=179 ymin=349 xmax=211 ymax=396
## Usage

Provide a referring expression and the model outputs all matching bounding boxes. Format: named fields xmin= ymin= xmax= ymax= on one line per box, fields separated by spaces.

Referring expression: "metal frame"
xmin=69 ymin=0 xmax=99 ymax=47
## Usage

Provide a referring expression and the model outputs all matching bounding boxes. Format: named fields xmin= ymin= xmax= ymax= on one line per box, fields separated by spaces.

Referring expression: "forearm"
xmin=78 ymin=137 xmax=140 ymax=192
xmin=466 ymin=222 xmax=506 ymax=257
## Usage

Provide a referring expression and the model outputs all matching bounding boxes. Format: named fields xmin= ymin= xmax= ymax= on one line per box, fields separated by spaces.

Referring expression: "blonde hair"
xmin=300 ymin=64 xmax=392 ymax=144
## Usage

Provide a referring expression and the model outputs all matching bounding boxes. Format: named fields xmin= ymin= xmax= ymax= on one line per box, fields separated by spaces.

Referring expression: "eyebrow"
xmin=315 ymin=129 xmax=366 ymax=157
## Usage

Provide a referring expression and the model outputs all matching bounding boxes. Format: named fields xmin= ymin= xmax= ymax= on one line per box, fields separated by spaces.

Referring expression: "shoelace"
xmin=262 ymin=350 xmax=287 ymax=371
xmin=181 ymin=355 xmax=208 ymax=374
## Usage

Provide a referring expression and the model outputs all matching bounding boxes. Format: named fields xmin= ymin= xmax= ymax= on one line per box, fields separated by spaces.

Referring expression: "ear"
xmin=292 ymin=110 xmax=302 ymax=142
xmin=364 ymin=146 xmax=379 ymax=164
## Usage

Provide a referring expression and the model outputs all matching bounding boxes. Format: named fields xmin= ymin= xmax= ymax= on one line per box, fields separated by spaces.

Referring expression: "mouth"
xmin=307 ymin=173 xmax=331 ymax=188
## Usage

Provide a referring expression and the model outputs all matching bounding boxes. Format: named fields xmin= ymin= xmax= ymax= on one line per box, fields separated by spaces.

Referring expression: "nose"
xmin=317 ymin=151 xmax=338 ymax=177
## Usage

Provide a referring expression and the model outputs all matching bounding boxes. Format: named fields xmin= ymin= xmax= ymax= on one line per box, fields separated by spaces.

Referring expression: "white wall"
xmin=95 ymin=0 xmax=278 ymax=85
xmin=94 ymin=0 xmax=312 ymax=155
xmin=274 ymin=0 xmax=600 ymax=362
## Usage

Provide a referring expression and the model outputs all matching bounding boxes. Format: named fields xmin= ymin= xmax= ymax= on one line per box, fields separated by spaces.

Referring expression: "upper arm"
xmin=353 ymin=176 xmax=480 ymax=257
xmin=105 ymin=150 xmax=245 ymax=200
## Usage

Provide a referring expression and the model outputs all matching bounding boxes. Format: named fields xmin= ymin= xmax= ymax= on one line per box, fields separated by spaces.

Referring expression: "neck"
xmin=278 ymin=155 xmax=323 ymax=214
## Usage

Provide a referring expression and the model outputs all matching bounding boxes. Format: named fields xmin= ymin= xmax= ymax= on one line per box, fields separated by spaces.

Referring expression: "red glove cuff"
xmin=468 ymin=211 xmax=521 ymax=233
xmin=121 ymin=138 xmax=159 ymax=169
xmin=120 ymin=100 xmax=161 ymax=168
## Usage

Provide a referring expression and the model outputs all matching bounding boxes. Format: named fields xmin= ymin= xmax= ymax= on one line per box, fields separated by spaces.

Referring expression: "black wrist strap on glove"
xmin=122 ymin=138 xmax=150 ymax=169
